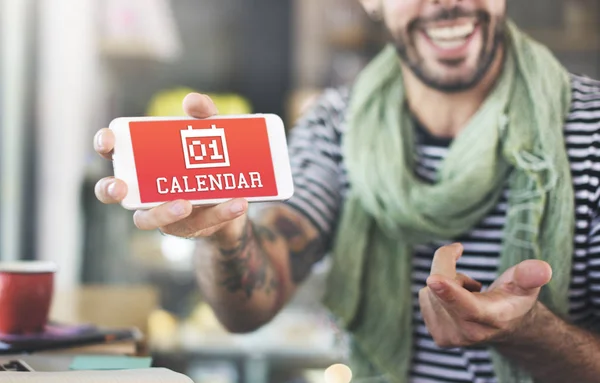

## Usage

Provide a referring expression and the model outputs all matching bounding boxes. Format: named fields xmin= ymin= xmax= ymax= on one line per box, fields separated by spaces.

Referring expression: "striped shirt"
xmin=284 ymin=74 xmax=600 ymax=383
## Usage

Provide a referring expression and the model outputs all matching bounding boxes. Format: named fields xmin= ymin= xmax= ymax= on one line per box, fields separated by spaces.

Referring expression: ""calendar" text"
xmin=156 ymin=172 xmax=264 ymax=194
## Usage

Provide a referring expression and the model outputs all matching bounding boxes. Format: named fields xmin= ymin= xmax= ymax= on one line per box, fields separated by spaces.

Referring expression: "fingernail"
xmin=230 ymin=201 xmax=245 ymax=214
xmin=96 ymin=132 xmax=104 ymax=150
xmin=429 ymin=282 xmax=446 ymax=295
xmin=170 ymin=202 xmax=186 ymax=216
xmin=107 ymin=181 xmax=118 ymax=198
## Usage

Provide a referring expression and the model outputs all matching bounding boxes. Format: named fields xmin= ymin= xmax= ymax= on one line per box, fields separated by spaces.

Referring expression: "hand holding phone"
xmin=93 ymin=93 xmax=292 ymax=243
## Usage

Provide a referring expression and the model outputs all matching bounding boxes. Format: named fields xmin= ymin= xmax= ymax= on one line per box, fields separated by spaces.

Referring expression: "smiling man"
xmin=389 ymin=0 xmax=504 ymax=92
xmin=94 ymin=1 xmax=600 ymax=382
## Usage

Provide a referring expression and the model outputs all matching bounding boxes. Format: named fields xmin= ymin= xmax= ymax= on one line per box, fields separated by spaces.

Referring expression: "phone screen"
xmin=127 ymin=117 xmax=279 ymax=204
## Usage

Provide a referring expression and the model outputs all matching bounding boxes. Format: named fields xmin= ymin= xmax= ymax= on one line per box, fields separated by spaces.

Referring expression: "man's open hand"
xmin=419 ymin=243 xmax=553 ymax=348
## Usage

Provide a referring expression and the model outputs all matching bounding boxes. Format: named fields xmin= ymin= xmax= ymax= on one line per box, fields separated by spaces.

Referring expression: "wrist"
xmin=491 ymin=301 xmax=551 ymax=348
xmin=212 ymin=214 xmax=250 ymax=250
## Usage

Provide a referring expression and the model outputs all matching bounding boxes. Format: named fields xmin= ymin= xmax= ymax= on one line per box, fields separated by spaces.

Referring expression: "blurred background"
xmin=1 ymin=0 xmax=599 ymax=382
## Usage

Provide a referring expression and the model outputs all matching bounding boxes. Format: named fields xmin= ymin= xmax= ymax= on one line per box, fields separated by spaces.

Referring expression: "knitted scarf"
xmin=322 ymin=21 xmax=574 ymax=383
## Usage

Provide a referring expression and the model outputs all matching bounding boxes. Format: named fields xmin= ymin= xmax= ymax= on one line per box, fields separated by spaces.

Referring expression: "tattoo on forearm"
xmin=275 ymin=215 xmax=324 ymax=283
xmin=217 ymin=221 xmax=280 ymax=299
xmin=216 ymin=206 xmax=325 ymax=299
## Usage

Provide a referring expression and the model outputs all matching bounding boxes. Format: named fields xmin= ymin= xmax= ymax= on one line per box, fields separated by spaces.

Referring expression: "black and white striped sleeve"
xmin=283 ymin=88 xmax=348 ymax=248
xmin=569 ymin=75 xmax=600 ymax=329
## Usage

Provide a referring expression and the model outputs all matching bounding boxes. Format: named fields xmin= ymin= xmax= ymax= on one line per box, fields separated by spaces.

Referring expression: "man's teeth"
xmin=432 ymin=39 xmax=467 ymax=49
xmin=425 ymin=23 xmax=475 ymax=46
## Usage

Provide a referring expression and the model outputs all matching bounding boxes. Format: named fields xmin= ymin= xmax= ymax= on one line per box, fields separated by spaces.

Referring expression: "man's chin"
xmin=397 ymin=44 xmax=499 ymax=93
xmin=410 ymin=63 xmax=484 ymax=93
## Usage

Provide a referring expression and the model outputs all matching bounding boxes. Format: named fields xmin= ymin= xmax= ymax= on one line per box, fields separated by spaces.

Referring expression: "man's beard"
xmin=393 ymin=8 xmax=506 ymax=93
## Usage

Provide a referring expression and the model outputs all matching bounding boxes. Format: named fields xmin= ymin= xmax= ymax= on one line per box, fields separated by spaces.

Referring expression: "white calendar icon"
xmin=180 ymin=125 xmax=230 ymax=169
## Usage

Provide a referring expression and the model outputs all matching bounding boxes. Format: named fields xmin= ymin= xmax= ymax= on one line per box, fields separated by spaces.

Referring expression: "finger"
xmin=427 ymin=275 xmax=481 ymax=319
xmin=508 ymin=260 xmax=552 ymax=296
xmin=94 ymin=128 xmax=115 ymax=160
xmin=162 ymin=198 xmax=248 ymax=238
xmin=182 ymin=93 xmax=219 ymax=118
xmin=455 ymin=273 xmax=482 ymax=292
xmin=133 ymin=200 xmax=194 ymax=230
xmin=95 ymin=177 xmax=128 ymax=204
xmin=430 ymin=243 xmax=463 ymax=279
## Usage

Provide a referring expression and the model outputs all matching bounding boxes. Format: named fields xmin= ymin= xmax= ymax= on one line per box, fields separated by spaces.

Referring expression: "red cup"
xmin=0 ymin=261 xmax=58 ymax=335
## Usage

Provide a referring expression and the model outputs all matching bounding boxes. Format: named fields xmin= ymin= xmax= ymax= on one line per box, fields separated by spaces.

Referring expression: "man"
xmin=93 ymin=0 xmax=600 ymax=382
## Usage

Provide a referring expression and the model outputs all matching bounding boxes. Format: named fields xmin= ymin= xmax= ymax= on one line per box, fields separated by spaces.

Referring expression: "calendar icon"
xmin=180 ymin=125 xmax=230 ymax=169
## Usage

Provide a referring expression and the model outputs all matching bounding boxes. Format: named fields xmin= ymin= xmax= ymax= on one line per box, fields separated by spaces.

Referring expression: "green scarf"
xmin=322 ymin=21 xmax=574 ymax=383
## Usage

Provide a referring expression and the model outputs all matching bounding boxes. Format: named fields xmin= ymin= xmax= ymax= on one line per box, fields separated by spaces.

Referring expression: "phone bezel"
xmin=109 ymin=114 xmax=294 ymax=210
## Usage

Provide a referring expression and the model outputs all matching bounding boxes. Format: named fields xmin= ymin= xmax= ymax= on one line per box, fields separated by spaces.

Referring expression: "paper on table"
xmin=69 ymin=356 xmax=153 ymax=370
xmin=0 ymin=368 xmax=193 ymax=383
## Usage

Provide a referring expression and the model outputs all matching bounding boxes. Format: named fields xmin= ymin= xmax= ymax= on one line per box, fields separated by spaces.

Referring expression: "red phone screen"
xmin=129 ymin=118 xmax=278 ymax=203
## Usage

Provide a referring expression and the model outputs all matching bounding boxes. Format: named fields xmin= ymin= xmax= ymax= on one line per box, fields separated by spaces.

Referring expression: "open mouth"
xmin=423 ymin=20 xmax=478 ymax=51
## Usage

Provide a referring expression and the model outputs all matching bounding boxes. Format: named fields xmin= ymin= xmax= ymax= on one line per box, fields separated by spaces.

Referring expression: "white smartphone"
xmin=109 ymin=114 xmax=294 ymax=210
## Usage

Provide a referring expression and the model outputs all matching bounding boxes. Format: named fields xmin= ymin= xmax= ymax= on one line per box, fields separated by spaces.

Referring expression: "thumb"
xmin=182 ymin=93 xmax=219 ymax=118
xmin=506 ymin=260 xmax=553 ymax=296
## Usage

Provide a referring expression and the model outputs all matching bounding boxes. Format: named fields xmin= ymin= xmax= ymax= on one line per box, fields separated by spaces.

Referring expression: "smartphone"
xmin=109 ymin=114 xmax=294 ymax=210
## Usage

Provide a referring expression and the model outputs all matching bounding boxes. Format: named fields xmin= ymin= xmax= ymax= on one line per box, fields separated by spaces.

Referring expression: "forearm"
xmin=495 ymin=302 xmax=600 ymax=382
xmin=194 ymin=217 xmax=289 ymax=332
xmin=194 ymin=204 xmax=323 ymax=333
